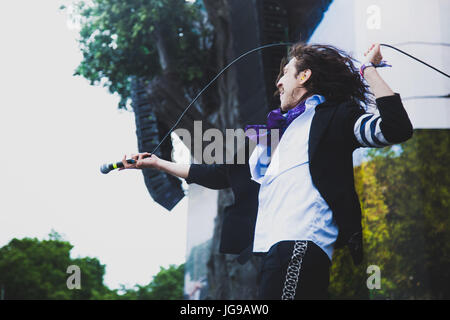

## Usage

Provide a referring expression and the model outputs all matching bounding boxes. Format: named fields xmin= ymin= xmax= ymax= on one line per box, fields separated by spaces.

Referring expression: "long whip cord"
xmin=150 ymin=42 xmax=449 ymax=156
xmin=380 ymin=43 xmax=449 ymax=78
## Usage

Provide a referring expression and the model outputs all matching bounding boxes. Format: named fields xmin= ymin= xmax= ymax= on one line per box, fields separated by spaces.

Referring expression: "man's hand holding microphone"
xmin=118 ymin=152 xmax=190 ymax=179
xmin=119 ymin=152 xmax=159 ymax=171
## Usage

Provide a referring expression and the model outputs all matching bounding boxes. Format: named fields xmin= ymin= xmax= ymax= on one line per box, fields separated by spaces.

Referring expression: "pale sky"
xmin=0 ymin=0 xmax=188 ymax=291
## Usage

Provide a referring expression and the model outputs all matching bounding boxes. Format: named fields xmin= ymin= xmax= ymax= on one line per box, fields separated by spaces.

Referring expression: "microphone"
xmin=100 ymin=154 xmax=152 ymax=174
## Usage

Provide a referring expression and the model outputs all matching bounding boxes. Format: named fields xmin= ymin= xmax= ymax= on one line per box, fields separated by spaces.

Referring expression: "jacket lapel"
xmin=309 ymin=101 xmax=337 ymax=162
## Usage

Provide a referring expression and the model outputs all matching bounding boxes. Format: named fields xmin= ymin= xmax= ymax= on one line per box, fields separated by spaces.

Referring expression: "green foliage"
xmin=331 ymin=129 xmax=450 ymax=299
xmin=0 ymin=232 xmax=117 ymax=299
xmin=329 ymin=247 xmax=369 ymax=299
xmin=367 ymin=130 xmax=449 ymax=299
xmin=0 ymin=232 xmax=186 ymax=300
xmin=67 ymin=0 xmax=213 ymax=109
xmin=329 ymin=161 xmax=387 ymax=299
xmin=120 ymin=264 xmax=185 ymax=300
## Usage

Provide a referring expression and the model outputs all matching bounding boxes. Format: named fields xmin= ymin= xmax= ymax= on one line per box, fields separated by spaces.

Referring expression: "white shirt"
xmin=249 ymin=95 xmax=338 ymax=261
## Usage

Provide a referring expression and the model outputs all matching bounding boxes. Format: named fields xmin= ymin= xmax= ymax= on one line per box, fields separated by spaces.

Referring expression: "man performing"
xmin=119 ymin=42 xmax=413 ymax=299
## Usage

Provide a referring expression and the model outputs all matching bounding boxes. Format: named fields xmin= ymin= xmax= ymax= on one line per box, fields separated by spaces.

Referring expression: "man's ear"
xmin=299 ymin=69 xmax=312 ymax=83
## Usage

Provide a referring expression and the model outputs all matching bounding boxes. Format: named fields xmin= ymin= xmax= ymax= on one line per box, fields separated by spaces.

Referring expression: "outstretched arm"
xmin=119 ymin=152 xmax=231 ymax=189
xmin=119 ymin=153 xmax=190 ymax=178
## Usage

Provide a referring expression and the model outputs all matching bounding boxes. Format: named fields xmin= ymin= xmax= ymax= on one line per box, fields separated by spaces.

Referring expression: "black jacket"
xmin=185 ymin=93 xmax=413 ymax=265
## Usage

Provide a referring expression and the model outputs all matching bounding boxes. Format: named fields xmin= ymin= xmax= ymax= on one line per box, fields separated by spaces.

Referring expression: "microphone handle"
xmin=101 ymin=154 xmax=152 ymax=174
xmin=113 ymin=159 xmax=136 ymax=170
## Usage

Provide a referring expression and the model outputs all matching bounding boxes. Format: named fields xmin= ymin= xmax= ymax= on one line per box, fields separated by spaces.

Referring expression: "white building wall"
xmin=309 ymin=0 xmax=449 ymax=128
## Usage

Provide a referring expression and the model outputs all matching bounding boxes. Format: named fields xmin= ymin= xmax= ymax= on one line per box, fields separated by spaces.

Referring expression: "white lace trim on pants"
xmin=281 ymin=240 xmax=308 ymax=300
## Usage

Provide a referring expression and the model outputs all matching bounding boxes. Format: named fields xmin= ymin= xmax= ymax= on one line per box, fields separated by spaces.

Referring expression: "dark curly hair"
xmin=275 ymin=42 xmax=373 ymax=107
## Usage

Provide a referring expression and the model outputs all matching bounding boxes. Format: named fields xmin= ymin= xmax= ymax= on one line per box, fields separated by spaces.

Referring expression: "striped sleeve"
xmin=353 ymin=113 xmax=391 ymax=148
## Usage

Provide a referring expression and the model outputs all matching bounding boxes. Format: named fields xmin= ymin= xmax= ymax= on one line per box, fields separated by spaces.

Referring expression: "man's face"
xmin=276 ymin=57 xmax=306 ymax=111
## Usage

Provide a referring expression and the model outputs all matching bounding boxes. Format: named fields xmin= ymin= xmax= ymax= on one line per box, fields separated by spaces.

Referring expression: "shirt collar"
xmin=281 ymin=94 xmax=326 ymax=118
xmin=305 ymin=94 xmax=326 ymax=111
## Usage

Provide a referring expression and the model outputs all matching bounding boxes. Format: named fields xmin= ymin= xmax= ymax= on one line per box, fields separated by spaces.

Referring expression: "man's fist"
xmin=364 ymin=43 xmax=383 ymax=65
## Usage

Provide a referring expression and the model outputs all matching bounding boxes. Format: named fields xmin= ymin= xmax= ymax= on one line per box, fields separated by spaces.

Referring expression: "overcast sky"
xmin=0 ymin=0 xmax=188 ymax=290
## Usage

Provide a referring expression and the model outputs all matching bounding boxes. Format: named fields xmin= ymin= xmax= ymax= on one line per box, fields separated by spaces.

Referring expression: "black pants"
xmin=256 ymin=240 xmax=331 ymax=300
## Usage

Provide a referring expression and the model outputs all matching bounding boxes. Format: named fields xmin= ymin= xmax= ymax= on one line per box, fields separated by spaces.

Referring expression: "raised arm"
xmin=349 ymin=43 xmax=413 ymax=148
xmin=362 ymin=43 xmax=395 ymax=99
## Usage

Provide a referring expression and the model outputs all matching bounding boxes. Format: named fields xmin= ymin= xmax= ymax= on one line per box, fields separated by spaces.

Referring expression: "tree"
xmin=120 ymin=264 xmax=185 ymax=300
xmin=328 ymin=160 xmax=391 ymax=299
xmin=365 ymin=129 xmax=450 ymax=299
xmin=331 ymin=129 xmax=450 ymax=299
xmin=0 ymin=232 xmax=117 ymax=300
xmin=65 ymin=0 xmax=217 ymax=136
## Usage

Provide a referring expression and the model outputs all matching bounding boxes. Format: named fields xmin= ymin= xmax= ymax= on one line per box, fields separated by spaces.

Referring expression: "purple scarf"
xmin=244 ymin=100 xmax=307 ymax=145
